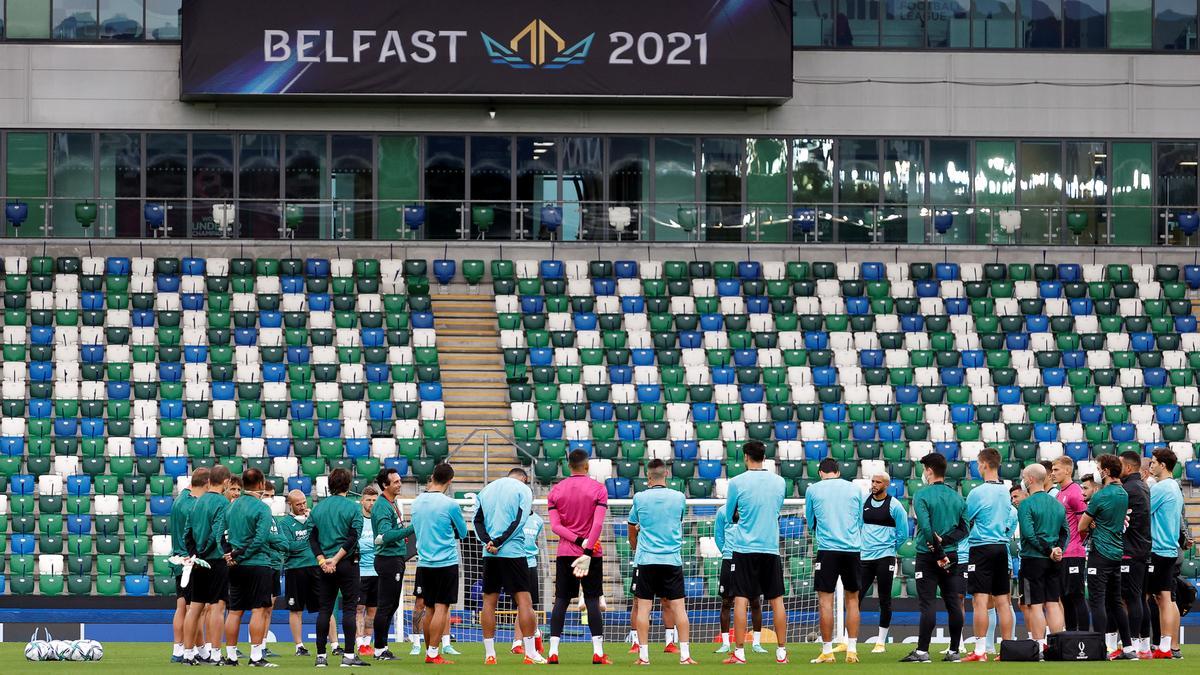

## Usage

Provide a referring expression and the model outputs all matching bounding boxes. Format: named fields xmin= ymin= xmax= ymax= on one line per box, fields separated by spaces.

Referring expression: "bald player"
xmin=278 ymin=489 xmax=336 ymax=656
xmin=859 ymin=472 xmax=909 ymax=653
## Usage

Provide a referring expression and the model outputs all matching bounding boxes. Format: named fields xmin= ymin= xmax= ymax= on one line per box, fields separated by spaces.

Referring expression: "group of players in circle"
xmin=165 ymin=439 xmax=1189 ymax=667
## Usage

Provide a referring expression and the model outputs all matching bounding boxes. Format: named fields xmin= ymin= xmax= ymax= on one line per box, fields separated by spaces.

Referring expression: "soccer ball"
xmin=76 ymin=639 xmax=104 ymax=661
xmin=24 ymin=640 xmax=51 ymax=661
xmin=48 ymin=639 xmax=73 ymax=661
xmin=62 ymin=640 xmax=89 ymax=661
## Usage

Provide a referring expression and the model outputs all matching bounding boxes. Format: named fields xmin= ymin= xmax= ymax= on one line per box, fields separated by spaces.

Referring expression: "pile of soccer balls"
xmin=24 ymin=630 xmax=103 ymax=662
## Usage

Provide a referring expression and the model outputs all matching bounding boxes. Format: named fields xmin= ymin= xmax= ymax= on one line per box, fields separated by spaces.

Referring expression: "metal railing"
xmin=443 ymin=426 xmax=528 ymax=485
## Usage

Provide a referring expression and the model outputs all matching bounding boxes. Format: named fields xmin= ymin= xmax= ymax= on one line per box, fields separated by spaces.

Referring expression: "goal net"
xmin=386 ymin=497 xmax=819 ymax=648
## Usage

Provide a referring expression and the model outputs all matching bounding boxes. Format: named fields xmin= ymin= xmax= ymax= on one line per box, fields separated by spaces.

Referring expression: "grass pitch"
xmin=1 ymin=642 xmax=1195 ymax=672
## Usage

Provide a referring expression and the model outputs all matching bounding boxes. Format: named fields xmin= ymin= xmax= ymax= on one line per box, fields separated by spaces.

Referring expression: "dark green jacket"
xmin=372 ymin=497 xmax=415 ymax=558
xmin=309 ymin=494 xmax=363 ymax=559
xmin=278 ymin=513 xmax=319 ymax=569
xmin=1086 ymin=482 xmax=1129 ymax=561
xmin=185 ymin=491 xmax=229 ymax=560
xmin=225 ymin=495 xmax=276 ymax=567
xmin=169 ymin=490 xmax=198 ymax=574
xmin=1017 ymin=491 xmax=1069 ymax=558
xmin=913 ymin=482 xmax=967 ymax=558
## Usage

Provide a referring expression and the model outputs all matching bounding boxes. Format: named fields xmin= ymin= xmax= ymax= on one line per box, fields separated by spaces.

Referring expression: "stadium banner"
xmin=179 ymin=0 xmax=793 ymax=101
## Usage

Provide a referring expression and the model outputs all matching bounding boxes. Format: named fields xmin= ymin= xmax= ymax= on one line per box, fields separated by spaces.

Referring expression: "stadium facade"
xmin=0 ymin=0 xmax=1199 ymax=249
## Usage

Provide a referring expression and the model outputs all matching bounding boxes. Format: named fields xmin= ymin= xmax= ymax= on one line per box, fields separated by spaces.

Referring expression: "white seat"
xmin=647 ymin=440 xmax=672 ymax=461
xmin=699 ymin=440 xmax=725 ymax=460
xmin=907 ymin=440 xmax=933 ymax=461
xmin=692 ymin=278 xmax=716 ymax=297
xmin=588 ymin=459 xmax=614 ymax=482
xmin=420 ymin=401 xmax=445 ymax=420
xmin=1037 ymin=442 xmax=1064 ymax=461
xmin=106 ymin=437 xmax=133 ymax=457
xmin=860 ymin=459 xmax=887 ymax=479
xmin=38 ymin=554 xmax=64 ymax=576
xmin=1058 ymin=423 xmax=1083 ymax=443
xmin=1169 ymin=441 xmax=1195 ymax=462
xmin=720 ymin=422 xmax=747 ymax=442
xmin=776 ymin=440 xmax=803 ymax=461
xmin=38 ymin=474 xmax=64 ymax=496
xmin=515 ymin=260 xmax=539 ymax=279
xmin=960 ymin=442 xmax=984 ymax=462
xmin=370 ymin=438 xmax=397 ymax=460
xmin=981 ymin=423 xmax=1007 ymax=443
xmin=639 ymin=261 xmax=663 ymax=280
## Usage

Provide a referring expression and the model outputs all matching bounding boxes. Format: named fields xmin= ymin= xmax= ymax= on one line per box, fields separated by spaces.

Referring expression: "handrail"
xmin=443 ymin=425 xmax=533 ymax=483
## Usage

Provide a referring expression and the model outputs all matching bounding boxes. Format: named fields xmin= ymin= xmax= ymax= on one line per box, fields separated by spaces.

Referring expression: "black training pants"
xmin=915 ymin=552 xmax=964 ymax=653
xmin=859 ymin=556 xmax=896 ymax=629
xmin=373 ymin=555 xmax=407 ymax=650
xmin=316 ymin=557 xmax=360 ymax=656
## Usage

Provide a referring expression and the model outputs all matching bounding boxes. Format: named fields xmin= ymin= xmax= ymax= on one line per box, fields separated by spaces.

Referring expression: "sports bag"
xmin=998 ymin=639 xmax=1041 ymax=662
xmin=1045 ymin=631 xmax=1106 ymax=661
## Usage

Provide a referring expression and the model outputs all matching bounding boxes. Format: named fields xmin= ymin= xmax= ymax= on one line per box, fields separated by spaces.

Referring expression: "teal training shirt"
xmin=475 ymin=476 xmax=533 ymax=558
xmin=524 ymin=512 xmax=544 ymax=568
xmin=412 ymin=490 xmax=468 ymax=568
xmin=628 ymin=485 xmax=687 ymax=566
xmin=186 ymin=491 xmax=229 ymax=560
xmin=966 ymin=481 xmax=1013 ymax=547
xmin=805 ymin=477 xmax=865 ymax=553
xmin=1150 ymin=478 xmax=1184 ymax=558
xmin=724 ymin=469 xmax=786 ymax=555
xmin=860 ymin=495 xmax=910 ymax=561
xmin=714 ymin=506 xmax=734 ymax=560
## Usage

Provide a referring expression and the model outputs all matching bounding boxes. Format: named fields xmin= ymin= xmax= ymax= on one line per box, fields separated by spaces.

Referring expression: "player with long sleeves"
xmin=222 ymin=468 xmax=279 ymax=667
xmin=1050 ymin=456 xmax=1090 ymax=630
xmin=370 ymin=467 xmax=415 ymax=661
xmin=182 ymin=464 xmax=233 ymax=666
xmin=169 ymin=467 xmax=208 ymax=663
xmin=1016 ymin=463 xmax=1069 ymax=651
xmin=545 ymin=450 xmax=611 ymax=665
xmin=859 ymin=472 xmax=909 ymax=653
xmin=308 ymin=468 xmax=368 ymax=668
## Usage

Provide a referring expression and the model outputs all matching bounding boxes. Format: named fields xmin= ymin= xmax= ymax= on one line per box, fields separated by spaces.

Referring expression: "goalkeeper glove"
xmin=571 ymin=554 xmax=592 ymax=578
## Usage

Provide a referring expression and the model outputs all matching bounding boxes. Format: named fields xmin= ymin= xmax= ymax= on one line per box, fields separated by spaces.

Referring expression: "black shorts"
xmin=229 ymin=564 xmax=275 ymax=611
xmin=483 ymin=556 xmax=533 ymax=595
xmin=967 ymin=544 xmax=1010 ymax=596
xmin=285 ymin=566 xmax=321 ymax=613
xmin=813 ymin=550 xmax=861 ymax=594
xmin=414 ymin=565 xmax=459 ymax=606
xmin=554 ymin=555 xmax=604 ymax=599
xmin=719 ymin=559 xmax=735 ymax=599
xmin=1019 ymin=557 xmax=1061 ymax=605
xmin=1120 ymin=557 xmax=1147 ymax=599
xmin=914 ymin=551 xmax=965 ymax=602
xmin=728 ymin=552 xmax=785 ymax=601
xmin=528 ymin=566 xmax=541 ymax=608
xmin=359 ymin=576 xmax=379 ymax=607
xmin=176 ymin=574 xmax=193 ymax=603
xmin=190 ymin=557 xmax=229 ymax=605
xmin=1146 ymin=554 xmax=1180 ymax=596
xmin=1060 ymin=556 xmax=1086 ymax=597
xmin=632 ymin=564 xmax=685 ymax=601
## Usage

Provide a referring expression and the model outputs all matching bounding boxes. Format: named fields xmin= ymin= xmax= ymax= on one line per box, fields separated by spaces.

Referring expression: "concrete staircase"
xmin=431 ymin=293 xmax=515 ymax=493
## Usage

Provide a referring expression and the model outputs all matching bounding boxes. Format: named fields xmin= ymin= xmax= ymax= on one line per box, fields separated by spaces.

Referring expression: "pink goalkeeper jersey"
xmin=1056 ymin=481 xmax=1088 ymax=558
xmin=547 ymin=475 xmax=608 ymax=557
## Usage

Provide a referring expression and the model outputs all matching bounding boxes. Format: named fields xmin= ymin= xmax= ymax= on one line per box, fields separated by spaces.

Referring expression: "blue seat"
xmin=1062 ymin=350 xmax=1085 ymax=368
xmin=346 ymin=439 xmax=369 ymax=458
xmin=1042 ymin=368 xmax=1066 ymax=387
xmin=411 ymin=312 xmax=434 ymax=329
xmin=1130 ymin=333 xmax=1155 ymax=352
xmin=183 ymin=345 xmax=208 ymax=363
xmin=935 ymin=262 xmax=959 ymax=281
xmin=529 ymin=348 xmax=552 ymax=366
xmin=1110 ymin=424 xmax=1135 ymax=443
xmin=861 ymin=262 xmax=884 ymax=281
xmin=418 ymin=383 xmax=442 ymax=401
xmin=53 ymin=418 xmax=78 ymax=437
xmin=852 ymin=423 xmax=876 ymax=441
xmin=738 ymin=261 xmax=761 ymax=280
xmin=631 ymin=349 xmax=655 ymax=366
xmin=0 ymin=437 xmax=24 ymax=455
xmin=540 ymin=260 xmax=564 ymax=279
xmin=860 ymin=350 xmax=883 ymax=368
xmin=717 ymin=279 xmax=740 ymax=297
xmin=678 ymin=331 xmax=701 ymax=349
xmin=616 ymin=420 xmax=643 ymax=440
xmin=593 ymin=278 xmax=616 ymax=296
xmin=433 ymin=259 xmax=456 ymax=285
xmin=81 ymin=292 xmax=104 ymax=310
xmin=149 ymin=496 xmax=173 ymax=516
xmin=684 ymin=577 xmax=706 ymax=598
xmin=589 ymin=402 xmax=613 ymax=421
xmin=915 ymin=280 xmax=940 ymax=297
xmin=164 ymin=457 xmax=189 ymax=477
xmin=80 ymin=344 xmax=105 ymax=363
xmin=939 ymin=368 xmax=964 ymax=386
xmin=80 ymin=418 xmax=104 ymax=437
xmin=305 ymin=258 xmax=330 ymax=277
xmin=700 ymin=314 xmax=724 ymax=332
xmin=160 ymin=400 xmax=184 ymax=419
xmin=673 ymin=441 xmax=698 ymax=460
xmin=239 ymin=419 xmax=263 ymax=438
xmin=520 ymin=296 xmax=544 ymax=314
xmin=30 ymin=399 xmax=52 ymax=417
xmin=156 ymin=274 xmax=181 ymax=293
xmin=934 ymin=442 xmax=959 ymax=460
xmin=804 ymin=332 xmax=829 ymax=350
xmin=804 ymin=441 xmax=829 ymax=460
xmin=609 ymin=366 xmax=632 ymax=384
xmin=900 ymin=315 xmax=924 ymax=332
xmin=125 ymin=575 xmax=150 ymax=596
xmin=67 ymin=515 xmax=91 ymax=535
xmin=1155 ymin=405 xmax=1181 ymax=425
xmin=895 ymin=386 xmax=918 ymax=404
xmin=281 ymin=276 xmax=304 ymax=293
xmin=636 ymin=385 xmax=661 ymax=403
xmin=267 ymin=439 xmax=291 ymax=457
xmin=105 ymin=256 xmax=131 ymax=275
xmin=291 ymin=401 xmax=314 ymax=418
xmin=317 ymin=420 xmax=342 ymax=438
xmin=134 ymin=438 xmax=159 ymax=457
xmin=812 ymin=367 xmax=837 ymax=386
xmin=66 ymin=475 xmax=91 ymax=495
xmin=950 ymin=405 xmax=974 ymax=424
xmin=997 ymin=386 xmax=1021 ymax=405
xmin=286 ymin=346 xmax=310 ymax=364
xmin=943 ymin=298 xmax=968 ymax=315
xmin=746 ymin=296 xmax=770 ymax=314
xmin=1069 ymin=298 xmax=1094 ymax=315
xmin=573 ymin=313 xmax=598 ymax=331
xmin=697 ymin=460 xmax=723 ymax=481
xmin=369 ymin=401 xmax=394 ymax=421
xmin=132 ymin=310 xmax=155 ymax=327
xmin=692 ymin=403 xmax=716 ymax=422
xmin=1144 ymin=368 xmax=1167 ymax=387
xmin=845 ymin=297 xmax=869 ymax=315
xmin=539 ymin=420 xmax=564 ymax=440
xmin=775 ymin=422 xmax=798 ymax=441
xmin=182 ymin=293 xmax=205 ymax=310
xmin=614 ymin=260 xmax=638 ymax=278
xmin=822 ymin=404 xmax=846 ymax=422
xmin=1064 ymin=442 xmax=1090 ymax=462
xmin=366 ymin=364 xmax=389 ymax=383
xmin=567 ymin=439 xmax=592 ymax=454
xmin=739 ymin=384 xmax=764 ymax=403
xmin=1025 ymin=315 xmax=1048 ymax=332
xmin=1039 ymin=281 xmax=1063 ymax=298
xmin=711 ymin=367 xmax=735 ymax=385
xmin=29 ymin=362 xmax=52 ymax=381
xmin=262 ymin=363 xmax=286 ymax=382
xmin=233 ymin=328 xmax=258 ymax=346
xmin=1035 ymin=422 xmax=1060 ymax=442
xmin=619 ymin=295 xmax=643 ymax=313
xmin=11 ymin=534 xmax=35 ymax=554
xmin=1079 ymin=405 xmax=1103 ymax=424
xmin=605 ymin=477 xmax=631 ymax=499
xmin=779 ymin=516 xmax=805 ymax=539
xmin=307 ymin=293 xmax=330 ymax=311
xmin=1005 ymin=333 xmax=1029 ymax=350
xmin=1176 ymin=316 xmax=1198 ymax=333
xmin=1184 ymin=460 xmax=1200 ymax=484
xmin=878 ymin=422 xmax=902 ymax=441
xmin=1057 ymin=264 xmax=1081 ymax=282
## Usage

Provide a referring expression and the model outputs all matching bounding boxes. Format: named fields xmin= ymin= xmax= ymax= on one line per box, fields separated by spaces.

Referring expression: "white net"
xmin=391 ymin=497 xmax=818 ymax=647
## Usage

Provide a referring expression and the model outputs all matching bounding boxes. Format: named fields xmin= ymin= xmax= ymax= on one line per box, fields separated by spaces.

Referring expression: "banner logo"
xmin=481 ymin=19 xmax=594 ymax=69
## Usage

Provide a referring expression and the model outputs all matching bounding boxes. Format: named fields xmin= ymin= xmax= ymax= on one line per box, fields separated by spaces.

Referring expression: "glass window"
xmin=190 ymin=133 xmax=233 ymax=238
xmin=238 ymin=133 xmax=281 ymax=238
xmin=838 ymin=138 xmax=880 ymax=243
xmin=1064 ymin=141 xmax=1107 ymax=244
xmin=974 ymin=140 xmax=1016 ymax=243
xmin=423 ymin=135 xmax=465 ymax=240
xmin=882 ymin=139 xmax=925 ymax=243
xmin=1154 ymin=0 xmax=1196 ymax=49
xmin=145 ymin=0 xmax=180 ymax=39
xmin=1064 ymin=0 xmax=1106 ymax=47
xmin=283 ymin=134 xmax=327 ymax=239
xmin=928 ymin=0 xmax=971 ymax=46
xmin=560 ymin=137 xmax=603 ymax=240
xmin=51 ymin=131 xmax=95 ymax=237
xmin=974 ymin=0 xmax=1018 ymax=47
xmin=1110 ymin=0 xmax=1152 ymax=48
xmin=1156 ymin=142 xmax=1197 ymax=244
xmin=1022 ymin=0 xmax=1063 ymax=47
xmin=331 ymin=134 xmax=372 ymax=240
xmin=1018 ymin=141 xmax=1062 ymax=244
xmin=746 ymin=138 xmax=789 ymax=242
xmin=839 ymin=0 xmax=881 ymax=46
xmin=515 ymin=137 xmax=559 ymax=240
xmin=1111 ymin=141 xmax=1153 ymax=245
xmin=377 ymin=136 xmax=419 ymax=240
xmin=470 ymin=135 xmax=512 ymax=238
xmin=608 ymin=136 xmax=649 ymax=239
xmin=884 ymin=0 xmax=926 ymax=46
xmin=928 ymin=139 xmax=972 ymax=242
xmin=146 ymin=132 xmax=186 ymax=198
xmin=99 ymin=0 xmax=141 ymax=39
xmin=99 ymin=132 xmax=140 ymax=238
xmin=52 ymin=0 xmax=98 ymax=40
xmin=792 ymin=137 xmax=834 ymax=241
xmin=701 ymin=137 xmax=743 ymax=242
xmin=795 ymin=0 xmax=834 ymax=46
xmin=0 ymin=1 xmax=5 ymax=36
xmin=653 ymin=137 xmax=697 ymax=241
xmin=5 ymin=132 xmax=49 ymax=234
xmin=8 ymin=0 xmax=50 ymax=38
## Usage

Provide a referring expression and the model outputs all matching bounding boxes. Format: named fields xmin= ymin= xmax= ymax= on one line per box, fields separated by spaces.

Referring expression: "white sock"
xmin=512 ymin=639 xmax=522 ymax=650
xmin=226 ymin=646 xmax=238 ymax=660
xmin=426 ymin=646 xmax=439 ymax=659
xmin=484 ymin=638 xmax=495 ymax=659
xmin=665 ymin=628 xmax=676 ymax=645
xmin=296 ymin=642 xmax=304 ymax=649
xmin=251 ymin=644 xmax=263 ymax=662
xmin=776 ymin=647 xmax=787 ymax=662
xmin=1105 ymin=633 xmax=1119 ymax=652
xmin=1038 ymin=639 xmax=1047 ymax=650
xmin=631 ymin=630 xmax=640 ymax=646
xmin=441 ymin=635 xmax=451 ymax=647
xmin=410 ymin=634 xmax=421 ymax=646
xmin=638 ymin=644 xmax=649 ymax=661
xmin=974 ymin=638 xmax=986 ymax=656
xmin=752 ymin=631 xmax=761 ymax=647
xmin=721 ymin=632 xmax=730 ymax=646
xmin=1141 ymin=637 xmax=1152 ymax=653
xmin=535 ymin=629 xmax=542 ymax=638
xmin=734 ymin=647 xmax=745 ymax=661
xmin=1026 ymin=631 xmax=1034 ymax=640
xmin=592 ymin=635 xmax=604 ymax=657
xmin=184 ymin=648 xmax=196 ymax=660
xmin=680 ymin=643 xmax=690 ymax=661
xmin=200 ymin=644 xmax=212 ymax=659
xmin=549 ymin=637 xmax=560 ymax=656
xmin=1160 ymin=636 xmax=1173 ymax=652
xmin=822 ymin=641 xmax=832 ymax=655
xmin=877 ymin=627 xmax=889 ymax=643
xmin=523 ymin=637 xmax=536 ymax=656
xmin=173 ymin=643 xmax=185 ymax=657
xmin=848 ymin=638 xmax=857 ymax=652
